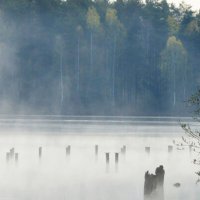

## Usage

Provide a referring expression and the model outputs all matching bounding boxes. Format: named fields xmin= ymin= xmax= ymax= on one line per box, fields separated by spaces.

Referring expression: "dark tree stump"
xmin=168 ymin=145 xmax=173 ymax=153
xmin=39 ymin=147 xmax=42 ymax=158
xmin=66 ymin=146 xmax=71 ymax=156
xmin=144 ymin=165 xmax=165 ymax=200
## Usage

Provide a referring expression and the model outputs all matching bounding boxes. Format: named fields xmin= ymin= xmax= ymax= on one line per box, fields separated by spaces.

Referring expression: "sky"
xmin=167 ymin=0 xmax=200 ymax=11
xmin=110 ymin=0 xmax=200 ymax=11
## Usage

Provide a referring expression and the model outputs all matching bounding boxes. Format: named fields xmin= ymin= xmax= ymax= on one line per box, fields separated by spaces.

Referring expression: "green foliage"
xmin=87 ymin=6 xmax=100 ymax=32
xmin=161 ymin=36 xmax=187 ymax=71
xmin=105 ymin=8 xmax=125 ymax=35
xmin=160 ymin=36 xmax=188 ymax=106
xmin=188 ymin=89 xmax=200 ymax=115
xmin=167 ymin=16 xmax=180 ymax=36
xmin=106 ymin=8 xmax=118 ymax=26
xmin=0 ymin=0 xmax=199 ymax=115
xmin=185 ymin=19 xmax=200 ymax=35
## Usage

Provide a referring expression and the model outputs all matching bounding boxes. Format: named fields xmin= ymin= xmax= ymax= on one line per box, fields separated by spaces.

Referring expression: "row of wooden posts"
xmin=145 ymin=145 xmax=173 ymax=154
xmin=5 ymin=145 xmax=174 ymax=163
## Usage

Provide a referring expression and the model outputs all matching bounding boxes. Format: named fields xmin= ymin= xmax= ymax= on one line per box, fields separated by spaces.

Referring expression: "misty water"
xmin=0 ymin=116 xmax=199 ymax=200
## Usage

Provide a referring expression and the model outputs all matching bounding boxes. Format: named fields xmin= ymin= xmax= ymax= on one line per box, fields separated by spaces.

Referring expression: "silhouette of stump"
xmin=168 ymin=145 xmax=173 ymax=153
xmin=95 ymin=145 xmax=98 ymax=156
xmin=66 ymin=146 xmax=71 ymax=156
xmin=39 ymin=147 xmax=42 ymax=158
xmin=106 ymin=153 xmax=109 ymax=165
xmin=144 ymin=165 xmax=165 ymax=200
xmin=145 ymin=147 xmax=150 ymax=154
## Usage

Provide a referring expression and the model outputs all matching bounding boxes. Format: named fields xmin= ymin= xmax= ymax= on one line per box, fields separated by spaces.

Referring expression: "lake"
xmin=0 ymin=116 xmax=199 ymax=200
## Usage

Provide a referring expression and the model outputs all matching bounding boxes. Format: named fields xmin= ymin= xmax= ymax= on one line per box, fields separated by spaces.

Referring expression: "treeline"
xmin=0 ymin=0 xmax=199 ymax=115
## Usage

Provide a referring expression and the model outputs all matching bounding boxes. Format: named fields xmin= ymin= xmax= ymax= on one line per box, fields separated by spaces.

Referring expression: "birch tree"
xmin=55 ymin=35 xmax=64 ymax=106
xmin=160 ymin=36 xmax=187 ymax=106
xmin=105 ymin=8 xmax=123 ymax=105
xmin=76 ymin=25 xmax=83 ymax=94
xmin=86 ymin=6 xmax=100 ymax=70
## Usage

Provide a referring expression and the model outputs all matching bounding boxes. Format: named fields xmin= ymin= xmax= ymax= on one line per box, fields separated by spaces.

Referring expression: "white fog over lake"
xmin=0 ymin=116 xmax=199 ymax=200
xmin=1 ymin=0 xmax=200 ymax=199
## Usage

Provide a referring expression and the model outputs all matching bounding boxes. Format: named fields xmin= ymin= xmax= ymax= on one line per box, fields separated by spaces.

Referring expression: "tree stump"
xmin=95 ymin=145 xmax=98 ymax=156
xmin=105 ymin=153 xmax=109 ymax=165
xmin=145 ymin=147 xmax=150 ymax=154
xmin=168 ymin=145 xmax=173 ymax=153
xmin=144 ymin=165 xmax=165 ymax=200
xmin=39 ymin=147 xmax=42 ymax=158
xmin=66 ymin=146 xmax=71 ymax=156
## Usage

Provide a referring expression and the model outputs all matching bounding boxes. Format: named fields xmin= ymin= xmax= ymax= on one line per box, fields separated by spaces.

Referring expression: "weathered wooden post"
xmin=66 ymin=145 xmax=71 ymax=156
xmin=6 ymin=152 xmax=10 ymax=162
xmin=95 ymin=145 xmax=98 ymax=155
xmin=10 ymin=148 xmax=15 ymax=158
xmin=105 ymin=152 xmax=110 ymax=172
xmin=39 ymin=147 xmax=42 ymax=158
xmin=123 ymin=145 xmax=126 ymax=154
xmin=95 ymin=145 xmax=98 ymax=161
xmin=15 ymin=153 xmax=18 ymax=162
xmin=121 ymin=145 xmax=126 ymax=155
xmin=144 ymin=165 xmax=165 ymax=200
xmin=145 ymin=147 xmax=150 ymax=154
xmin=106 ymin=153 xmax=109 ymax=164
xmin=115 ymin=153 xmax=119 ymax=164
xmin=115 ymin=153 xmax=119 ymax=172
xmin=168 ymin=145 xmax=173 ymax=153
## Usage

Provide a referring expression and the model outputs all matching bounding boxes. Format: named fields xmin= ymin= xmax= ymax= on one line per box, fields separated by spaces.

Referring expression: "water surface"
xmin=0 ymin=116 xmax=198 ymax=200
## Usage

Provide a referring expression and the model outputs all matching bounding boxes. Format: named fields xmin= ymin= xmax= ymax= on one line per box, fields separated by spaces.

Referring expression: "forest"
xmin=0 ymin=0 xmax=199 ymax=115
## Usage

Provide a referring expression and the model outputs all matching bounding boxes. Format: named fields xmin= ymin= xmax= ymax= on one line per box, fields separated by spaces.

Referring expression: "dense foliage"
xmin=0 ymin=0 xmax=199 ymax=115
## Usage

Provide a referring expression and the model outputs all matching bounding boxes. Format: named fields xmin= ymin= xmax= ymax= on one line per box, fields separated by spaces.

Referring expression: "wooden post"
xmin=6 ymin=152 xmax=10 ymax=162
xmin=168 ymin=145 xmax=173 ymax=153
xmin=66 ymin=145 xmax=71 ymax=156
xmin=121 ymin=145 xmax=126 ymax=155
xmin=115 ymin=153 xmax=119 ymax=164
xmin=10 ymin=148 xmax=15 ymax=158
xmin=105 ymin=152 xmax=110 ymax=172
xmin=15 ymin=153 xmax=18 ymax=162
xmin=95 ymin=145 xmax=98 ymax=161
xmin=123 ymin=145 xmax=126 ymax=154
xmin=106 ymin=153 xmax=109 ymax=165
xmin=39 ymin=147 xmax=42 ymax=158
xmin=95 ymin=145 xmax=98 ymax=156
xmin=115 ymin=152 xmax=119 ymax=172
xmin=145 ymin=147 xmax=150 ymax=154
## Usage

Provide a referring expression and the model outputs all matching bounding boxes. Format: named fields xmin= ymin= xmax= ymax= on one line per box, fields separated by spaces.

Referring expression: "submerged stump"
xmin=106 ymin=153 xmax=109 ymax=165
xmin=15 ymin=153 xmax=18 ymax=162
xmin=6 ymin=152 xmax=10 ymax=162
xmin=168 ymin=145 xmax=173 ymax=153
xmin=121 ymin=145 xmax=126 ymax=155
xmin=95 ymin=145 xmax=98 ymax=161
xmin=39 ymin=147 xmax=42 ymax=158
xmin=115 ymin=153 xmax=119 ymax=164
xmin=95 ymin=145 xmax=98 ymax=156
xmin=10 ymin=148 xmax=15 ymax=158
xmin=66 ymin=146 xmax=71 ymax=156
xmin=144 ymin=165 xmax=165 ymax=200
xmin=145 ymin=147 xmax=150 ymax=154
